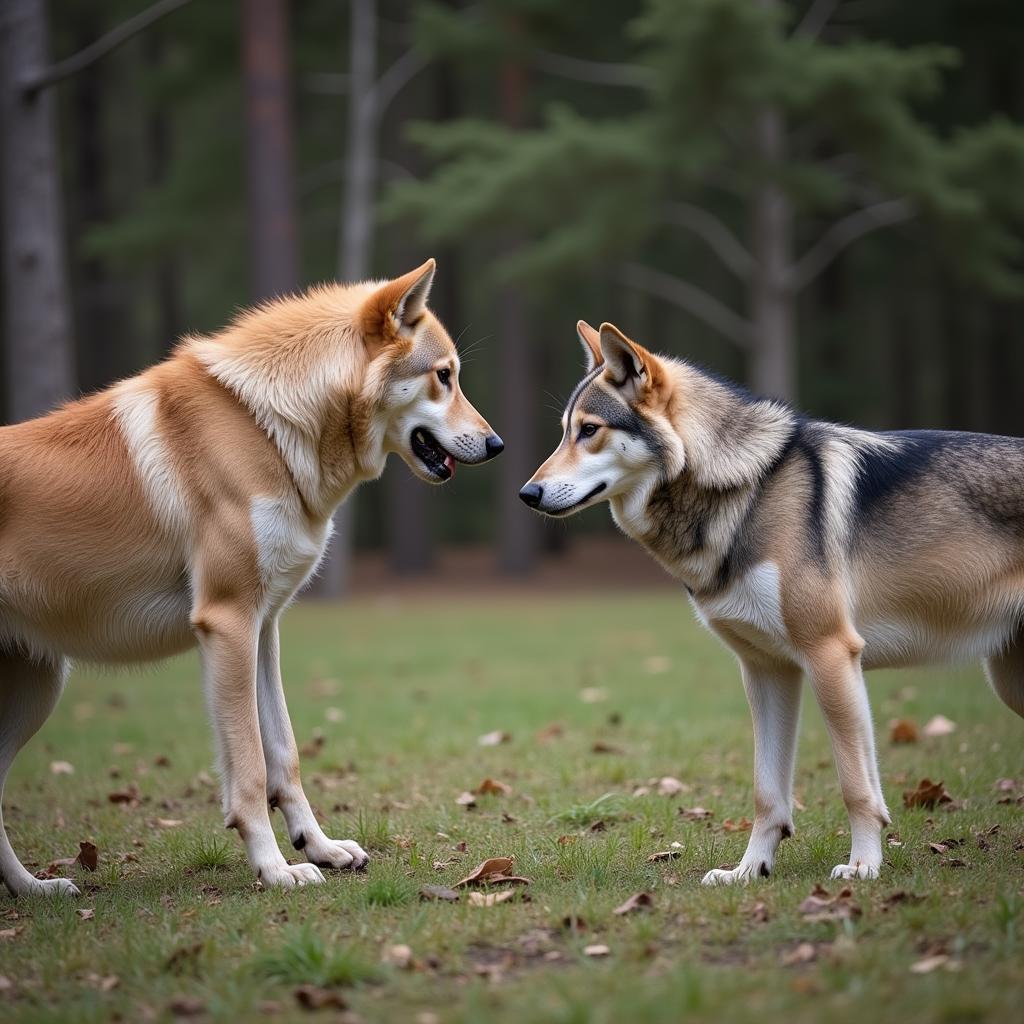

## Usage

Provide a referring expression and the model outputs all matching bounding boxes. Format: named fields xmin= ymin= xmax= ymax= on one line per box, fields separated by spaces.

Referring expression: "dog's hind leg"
xmin=702 ymin=656 xmax=802 ymax=886
xmin=0 ymin=651 xmax=78 ymax=897
xmin=984 ymin=631 xmax=1024 ymax=718
xmin=257 ymin=619 xmax=368 ymax=871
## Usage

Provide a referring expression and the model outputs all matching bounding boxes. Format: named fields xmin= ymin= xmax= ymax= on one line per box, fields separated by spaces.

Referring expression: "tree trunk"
xmin=310 ymin=0 xmax=379 ymax=598
xmin=496 ymin=53 xmax=538 ymax=574
xmin=0 ymin=0 xmax=76 ymax=423
xmin=241 ymin=0 xmax=299 ymax=301
xmin=749 ymin=104 xmax=796 ymax=403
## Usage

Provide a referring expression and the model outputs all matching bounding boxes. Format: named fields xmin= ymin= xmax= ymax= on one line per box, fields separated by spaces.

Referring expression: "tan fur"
xmin=0 ymin=260 xmax=501 ymax=895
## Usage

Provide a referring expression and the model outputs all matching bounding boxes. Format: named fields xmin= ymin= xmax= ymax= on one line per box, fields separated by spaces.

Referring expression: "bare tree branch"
xmin=788 ymin=198 xmax=913 ymax=291
xmin=532 ymin=50 xmax=653 ymax=89
xmin=621 ymin=262 xmax=752 ymax=349
xmin=371 ymin=44 xmax=428 ymax=113
xmin=663 ymin=202 xmax=755 ymax=281
xmin=21 ymin=0 xmax=192 ymax=95
xmin=793 ymin=0 xmax=840 ymax=38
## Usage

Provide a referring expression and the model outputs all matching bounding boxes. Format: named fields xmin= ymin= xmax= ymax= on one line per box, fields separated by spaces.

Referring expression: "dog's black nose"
xmin=519 ymin=482 xmax=543 ymax=508
xmin=485 ymin=434 xmax=505 ymax=459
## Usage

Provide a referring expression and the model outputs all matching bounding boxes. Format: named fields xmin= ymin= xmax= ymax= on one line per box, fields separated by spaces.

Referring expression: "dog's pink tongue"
xmin=445 ymin=454 xmax=456 ymax=477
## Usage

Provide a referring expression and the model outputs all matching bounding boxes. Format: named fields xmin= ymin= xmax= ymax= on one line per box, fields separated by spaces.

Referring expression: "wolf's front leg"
xmin=702 ymin=659 xmax=802 ymax=886
xmin=256 ymin=620 xmax=368 ymax=872
xmin=807 ymin=637 xmax=890 ymax=881
xmin=194 ymin=602 xmax=324 ymax=888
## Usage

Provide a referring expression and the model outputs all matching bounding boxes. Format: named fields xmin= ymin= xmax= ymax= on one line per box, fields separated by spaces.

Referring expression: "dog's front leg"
xmin=257 ymin=618 xmax=368 ymax=871
xmin=703 ymin=658 xmax=802 ymax=886
xmin=807 ymin=636 xmax=890 ymax=881
xmin=193 ymin=602 xmax=324 ymax=888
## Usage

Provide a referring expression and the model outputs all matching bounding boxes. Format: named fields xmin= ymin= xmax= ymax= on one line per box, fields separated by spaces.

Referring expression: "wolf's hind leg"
xmin=0 ymin=651 xmax=78 ymax=898
xmin=985 ymin=630 xmax=1024 ymax=718
xmin=702 ymin=658 xmax=802 ymax=886
xmin=257 ymin=620 xmax=368 ymax=871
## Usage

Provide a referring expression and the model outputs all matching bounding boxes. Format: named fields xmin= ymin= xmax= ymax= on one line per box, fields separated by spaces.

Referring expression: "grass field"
xmin=1 ymin=592 xmax=1021 ymax=1023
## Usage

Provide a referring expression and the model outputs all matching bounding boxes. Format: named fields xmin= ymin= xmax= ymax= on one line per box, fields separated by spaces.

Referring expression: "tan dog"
xmin=0 ymin=260 xmax=502 ymax=895
xmin=521 ymin=320 xmax=1023 ymax=885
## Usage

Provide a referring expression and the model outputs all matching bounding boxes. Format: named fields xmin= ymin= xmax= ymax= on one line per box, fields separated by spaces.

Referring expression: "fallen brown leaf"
xmin=76 ymin=841 xmax=98 ymax=871
xmin=798 ymin=884 xmax=861 ymax=922
xmin=453 ymin=857 xmax=514 ymax=887
xmin=903 ymin=778 xmax=953 ymax=810
xmin=781 ymin=942 xmax=817 ymax=966
xmin=889 ymin=718 xmax=918 ymax=744
xmin=294 ymin=985 xmax=347 ymax=1011
xmin=881 ymin=890 xmax=924 ymax=911
xmin=909 ymin=954 xmax=952 ymax=974
xmin=76 ymin=909 xmax=95 ymax=921
xmin=419 ymin=885 xmax=459 ymax=902
xmin=475 ymin=778 xmax=512 ymax=797
xmin=579 ymin=688 xmax=608 ymax=704
xmin=591 ymin=742 xmax=623 ymax=755
xmin=108 ymin=783 xmax=141 ymax=806
xmin=647 ymin=847 xmax=683 ymax=862
xmin=583 ymin=944 xmax=611 ymax=957
xmin=656 ymin=776 xmax=689 ymax=796
xmin=722 ymin=817 xmax=753 ymax=833
xmin=383 ymin=944 xmax=414 ymax=969
xmin=298 ymin=731 xmax=325 ymax=758
xmin=455 ymin=791 xmax=477 ymax=809
xmin=0 ymin=927 xmax=23 ymax=942
xmin=467 ymin=889 xmax=515 ymax=907
xmin=84 ymin=973 xmax=119 ymax=992
xmin=679 ymin=806 xmax=713 ymax=821
xmin=49 ymin=760 xmax=75 ymax=776
xmin=588 ymin=820 xmax=607 ymax=832
xmin=613 ymin=892 xmax=653 ymax=915
xmin=560 ymin=914 xmax=587 ymax=931
xmin=536 ymin=722 xmax=564 ymax=742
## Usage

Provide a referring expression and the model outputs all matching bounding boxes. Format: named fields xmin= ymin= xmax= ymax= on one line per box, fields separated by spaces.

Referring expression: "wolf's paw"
xmin=701 ymin=862 xmax=765 ymax=887
xmin=830 ymin=861 xmax=879 ymax=881
xmin=18 ymin=876 xmax=81 ymax=899
xmin=257 ymin=861 xmax=325 ymax=889
xmin=303 ymin=836 xmax=369 ymax=872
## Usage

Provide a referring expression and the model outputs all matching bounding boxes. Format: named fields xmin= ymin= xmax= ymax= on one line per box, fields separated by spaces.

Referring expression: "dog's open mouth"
xmin=410 ymin=427 xmax=456 ymax=480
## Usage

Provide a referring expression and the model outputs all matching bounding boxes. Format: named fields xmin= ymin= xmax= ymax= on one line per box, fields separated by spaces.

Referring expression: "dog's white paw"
xmin=17 ymin=876 xmax=81 ymax=899
xmin=701 ymin=863 xmax=759 ymax=887
xmin=258 ymin=861 xmax=325 ymax=889
xmin=830 ymin=861 xmax=879 ymax=881
xmin=305 ymin=837 xmax=369 ymax=872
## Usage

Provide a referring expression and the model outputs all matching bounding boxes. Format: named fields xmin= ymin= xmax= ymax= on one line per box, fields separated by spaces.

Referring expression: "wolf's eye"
xmin=579 ymin=423 xmax=599 ymax=439
xmin=436 ymin=368 xmax=451 ymax=387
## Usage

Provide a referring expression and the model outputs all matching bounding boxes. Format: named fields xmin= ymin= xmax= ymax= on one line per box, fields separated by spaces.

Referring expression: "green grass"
xmin=1 ymin=592 xmax=1022 ymax=1023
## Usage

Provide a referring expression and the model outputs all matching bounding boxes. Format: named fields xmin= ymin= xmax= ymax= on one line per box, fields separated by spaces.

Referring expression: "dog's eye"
xmin=436 ymin=368 xmax=451 ymax=386
xmin=579 ymin=423 xmax=599 ymax=439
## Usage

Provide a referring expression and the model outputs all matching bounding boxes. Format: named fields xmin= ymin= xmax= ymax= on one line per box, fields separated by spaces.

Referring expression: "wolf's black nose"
xmin=519 ymin=482 xmax=543 ymax=508
xmin=485 ymin=434 xmax=505 ymax=459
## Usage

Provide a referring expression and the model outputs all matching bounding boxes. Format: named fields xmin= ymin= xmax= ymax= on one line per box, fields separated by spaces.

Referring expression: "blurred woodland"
xmin=2 ymin=0 xmax=1024 ymax=593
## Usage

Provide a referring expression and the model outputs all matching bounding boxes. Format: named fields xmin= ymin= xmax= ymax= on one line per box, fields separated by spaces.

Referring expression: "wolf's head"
xmin=360 ymin=260 xmax=503 ymax=484
xmin=519 ymin=321 xmax=683 ymax=519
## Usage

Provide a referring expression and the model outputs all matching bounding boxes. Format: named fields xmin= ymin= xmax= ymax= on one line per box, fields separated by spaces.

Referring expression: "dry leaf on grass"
xmin=0 ymin=976 xmax=12 ymax=994
xmin=722 ymin=817 xmax=753 ymax=833
xmin=76 ymin=909 xmax=95 ymax=921
xmin=781 ymin=942 xmax=817 ymax=966
xmin=475 ymin=778 xmax=512 ymax=796
xmin=591 ymin=742 xmax=623 ymax=755
xmin=579 ymin=688 xmax=608 ymax=704
xmin=656 ymin=777 xmax=689 ymax=796
xmin=108 ymin=783 xmax=141 ymax=806
xmin=294 ymin=985 xmax=347 ymax=1011
xmin=420 ymin=885 xmax=459 ymax=902
xmin=909 ymin=954 xmax=960 ymax=974
xmin=536 ymin=722 xmax=564 ymax=742
xmin=153 ymin=818 xmax=183 ymax=829
xmin=0 ymin=928 xmax=23 ymax=942
xmin=903 ymin=778 xmax=954 ymax=809
xmin=922 ymin=715 xmax=956 ymax=737
xmin=647 ymin=845 xmax=683 ymax=862
xmin=49 ymin=760 xmax=74 ymax=775
xmin=881 ymin=890 xmax=925 ymax=911
xmin=583 ymin=944 xmax=611 ymax=957
xmin=613 ymin=892 xmax=653 ymax=915
xmin=748 ymin=901 xmax=770 ymax=923
xmin=468 ymin=889 xmax=516 ymax=907
xmin=560 ymin=914 xmax=587 ymax=931
xmin=679 ymin=806 xmax=713 ymax=821
xmin=478 ymin=730 xmax=511 ymax=747
xmin=76 ymin=841 xmax=98 ymax=871
xmin=889 ymin=718 xmax=918 ymax=744
xmin=84 ymin=973 xmax=119 ymax=992
xmin=383 ymin=944 xmax=414 ymax=969
xmin=298 ymin=731 xmax=325 ymax=758
xmin=452 ymin=857 xmax=532 ymax=889
xmin=455 ymin=791 xmax=477 ymax=809
xmin=798 ymin=885 xmax=862 ymax=922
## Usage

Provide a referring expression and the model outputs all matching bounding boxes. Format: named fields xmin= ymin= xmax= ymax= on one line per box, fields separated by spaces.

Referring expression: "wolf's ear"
xmin=599 ymin=322 xmax=656 ymax=400
xmin=576 ymin=320 xmax=604 ymax=371
xmin=362 ymin=259 xmax=436 ymax=347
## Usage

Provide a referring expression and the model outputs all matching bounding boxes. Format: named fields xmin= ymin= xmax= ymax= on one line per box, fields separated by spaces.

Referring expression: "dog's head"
xmin=520 ymin=321 xmax=682 ymax=517
xmin=362 ymin=260 xmax=503 ymax=483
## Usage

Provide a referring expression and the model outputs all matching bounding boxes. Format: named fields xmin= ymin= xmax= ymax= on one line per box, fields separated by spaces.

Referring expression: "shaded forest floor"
xmin=2 ymin=594 xmax=1022 ymax=1023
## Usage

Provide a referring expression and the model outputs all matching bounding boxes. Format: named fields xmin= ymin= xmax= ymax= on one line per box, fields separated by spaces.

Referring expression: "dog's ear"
xmin=361 ymin=259 xmax=436 ymax=350
xmin=599 ymin=322 xmax=657 ymax=401
xmin=576 ymin=320 xmax=604 ymax=371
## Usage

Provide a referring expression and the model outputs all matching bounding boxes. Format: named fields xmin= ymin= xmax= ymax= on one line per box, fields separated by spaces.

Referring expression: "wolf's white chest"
xmin=250 ymin=496 xmax=331 ymax=610
xmin=690 ymin=562 xmax=792 ymax=655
